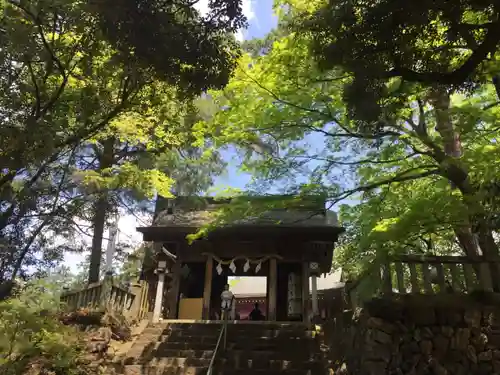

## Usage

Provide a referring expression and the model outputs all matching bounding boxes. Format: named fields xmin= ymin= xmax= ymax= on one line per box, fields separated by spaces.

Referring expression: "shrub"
xmin=0 ymin=281 xmax=92 ymax=375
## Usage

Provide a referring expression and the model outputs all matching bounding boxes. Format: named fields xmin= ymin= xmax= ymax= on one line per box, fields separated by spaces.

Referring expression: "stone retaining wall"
xmin=334 ymin=294 xmax=500 ymax=375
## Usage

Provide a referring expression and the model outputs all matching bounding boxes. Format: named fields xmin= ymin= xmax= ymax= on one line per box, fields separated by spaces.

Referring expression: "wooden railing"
xmin=135 ymin=280 xmax=150 ymax=321
xmin=346 ymin=255 xmax=500 ymax=308
xmin=61 ymin=279 xmax=150 ymax=321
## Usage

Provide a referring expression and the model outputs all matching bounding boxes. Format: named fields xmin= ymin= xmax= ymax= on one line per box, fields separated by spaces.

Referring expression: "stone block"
xmin=467 ymin=344 xmax=478 ymax=364
xmin=413 ymin=328 xmax=421 ymax=342
xmin=465 ymin=310 xmax=482 ymax=328
xmin=436 ymin=307 xmax=463 ymax=326
xmin=489 ymin=311 xmax=500 ymax=327
xmin=452 ymin=363 xmax=468 ymax=375
xmin=478 ymin=363 xmax=493 ymax=375
xmin=429 ymin=359 xmax=448 ymax=375
xmin=493 ymin=360 xmax=500 ymax=373
xmin=441 ymin=326 xmax=454 ymax=338
xmin=422 ymin=327 xmax=433 ymax=339
xmin=493 ymin=349 xmax=500 ymax=359
xmin=370 ymin=329 xmax=393 ymax=345
xmin=452 ymin=328 xmax=470 ymax=351
xmin=362 ymin=360 xmax=387 ymax=375
xmin=433 ymin=335 xmax=449 ymax=357
xmin=482 ymin=308 xmax=494 ymax=325
xmin=366 ymin=317 xmax=396 ymax=334
xmin=364 ymin=342 xmax=393 ymax=363
xmin=447 ymin=350 xmax=463 ymax=362
xmin=489 ymin=333 xmax=500 ymax=347
xmin=471 ymin=332 xmax=488 ymax=352
xmin=408 ymin=307 xmax=436 ymax=326
xmin=365 ymin=299 xmax=404 ymax=321
xmin=419 ymin=340 xmax=432 ymax=356
xmin=401 ymin=341 xmax=420 ymax=356
xmin=478 ymin=349 xmax=492 ymax=362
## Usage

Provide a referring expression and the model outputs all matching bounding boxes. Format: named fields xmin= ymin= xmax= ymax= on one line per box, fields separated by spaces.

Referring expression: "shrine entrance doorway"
xmin=207 ymin=258 xmax=270 ymax=320
xmin=177 ymin=262 xmax=205 ymax=320
xmin=230 ymin=276 xmax=267 ymax=320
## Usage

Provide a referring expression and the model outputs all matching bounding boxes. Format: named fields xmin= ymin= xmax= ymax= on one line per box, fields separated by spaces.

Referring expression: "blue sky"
xmin=213 ymin=0 xmax=278 ymax=191
xmin=240 ymin=0 xmax=278 ymax=40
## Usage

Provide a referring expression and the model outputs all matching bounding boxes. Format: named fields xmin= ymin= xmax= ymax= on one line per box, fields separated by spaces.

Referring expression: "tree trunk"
xmin=428 ymin=89 xmax=482 ymax=257
xmin=88 ymin=138 xmax=115 ymax=284
xmin=429 ymin=89 xmax=499 ymax=288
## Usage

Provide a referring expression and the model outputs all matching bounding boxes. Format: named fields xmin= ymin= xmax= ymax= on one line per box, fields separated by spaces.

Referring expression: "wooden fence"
xmin=346 ymin=255 xmax=500 ymax=308
xmin=61 ymin=278 xmax=150 ymax=321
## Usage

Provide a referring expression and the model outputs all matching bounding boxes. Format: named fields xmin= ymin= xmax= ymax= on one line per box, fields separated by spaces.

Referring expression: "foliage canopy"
xmin=195 ymin=0 xmax=500 ymax=276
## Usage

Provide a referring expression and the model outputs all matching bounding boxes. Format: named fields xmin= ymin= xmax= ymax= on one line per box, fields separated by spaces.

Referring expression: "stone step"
xmin=152 ymin=349 xmax=215 ymax=359
xmin=214 ymin=369 xmax=312 ymax=375
xmin=167 ymin=329 xmax=314 ymax=340
xmin=166 ymin=323 xmax=309 ymax=333
xmin=123 ymin=365 xmax=207 ymax=375
xmin=156 ymin=341 xmax=317 ymax=353
xmin=221 ymin=350 xmax=318 ymax=362
xmin=123 ymin=365 xmax=313 ymax=375
xmin=142 ymin=327 xmax=171 ymax=336
xmin=124 ymin=348 xmax=214 ymax=363
xmin=161 ymin=335 xmax=316 ymax=346
xmin=125 ymin=342 xmax=159 ymax=361
xmin=126 ymin=342 xmax=321 ymax=363
xmin=166 ymin=322 xmax=306 ymax=328
xmin=124 ymin=350 xmax=319 ymax=374
xmin=217 ymin=357 xmax=325 ymax=371
xmin=124 ymin=356 xmax=212 ymax=367
xmin=155 ymin=348 xmax=314 ymax=360
xmin=123 ymin=357 xmax=324 ymax=372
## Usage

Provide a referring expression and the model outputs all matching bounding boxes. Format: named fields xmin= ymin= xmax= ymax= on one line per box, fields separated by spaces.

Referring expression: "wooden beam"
xmin=268 ymin=258 xmax=277 ymax=321
xmin=152 ymin=272 xmax=166 ymax=323
xmin=302 ymin=261 xmax=310 ymax=324
xmin=167 ymin=262 xmax=181 ymax=319
xmin=202 ymin=256 xmax=213 ymax=319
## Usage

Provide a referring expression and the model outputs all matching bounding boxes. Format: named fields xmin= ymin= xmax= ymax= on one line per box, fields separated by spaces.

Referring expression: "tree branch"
xmin=387 ymin=21 xmax=500 ymax=85
xmin=332 ymin=166 xmax=440 ymax=204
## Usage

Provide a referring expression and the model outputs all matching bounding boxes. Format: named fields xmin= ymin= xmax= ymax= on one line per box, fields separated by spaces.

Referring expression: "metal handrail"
xmin=207 ymin=319 xmax=227 ymax=375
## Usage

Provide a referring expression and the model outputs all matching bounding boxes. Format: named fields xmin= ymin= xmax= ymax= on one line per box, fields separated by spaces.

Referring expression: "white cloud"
xmin=242 ymin=0 xmax=256 ymax=22
xmin=195 ymin=0 xmax=256 ymax=42
xmin=63 ymin=213 xmax=148 ymax=273
xmin=235 ymin=29 xmax=246 ymax=42
xmin=194 ymin=0 xmax=210 ymax=16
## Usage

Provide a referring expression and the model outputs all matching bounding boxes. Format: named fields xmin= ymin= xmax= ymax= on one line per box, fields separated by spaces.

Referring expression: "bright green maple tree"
xmin=195 ymin=0 xmax=500 ymax=276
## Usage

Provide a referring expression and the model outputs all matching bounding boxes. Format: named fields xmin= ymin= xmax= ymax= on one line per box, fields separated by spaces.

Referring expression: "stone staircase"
xmin=119 ymin=321 xmax=328 ymax=375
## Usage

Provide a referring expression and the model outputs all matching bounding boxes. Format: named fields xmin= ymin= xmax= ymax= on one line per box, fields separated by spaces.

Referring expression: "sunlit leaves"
xmin=196 ymin=0 xmax=500 ymax=277
xmin=0 ymin=0 xmax=226 ymax=280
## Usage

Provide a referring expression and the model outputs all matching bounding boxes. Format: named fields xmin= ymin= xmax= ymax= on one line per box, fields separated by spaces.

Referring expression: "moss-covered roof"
xmin=151 ymin=195 xmax=340 ymax=229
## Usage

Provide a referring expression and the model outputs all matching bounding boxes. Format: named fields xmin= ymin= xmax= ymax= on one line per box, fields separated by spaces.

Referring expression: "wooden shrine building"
xmin=136 ymin=196 xmax=344 ymax=323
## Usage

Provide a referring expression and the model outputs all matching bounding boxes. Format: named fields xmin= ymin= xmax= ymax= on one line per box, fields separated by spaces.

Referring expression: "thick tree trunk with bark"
xmin=88 ymin=138 xmax=115 ymax=284
xmin=429 ymin=89 xmax=499 ymax=256
xmin=428 ymin=89 xmax=484 ymax=257
xmin=429 ymin=89 xmax=499 ymax=287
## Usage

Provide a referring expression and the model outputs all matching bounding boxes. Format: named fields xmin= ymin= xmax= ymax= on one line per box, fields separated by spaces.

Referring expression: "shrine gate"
xmin=136 ymin=195 xmax=344 ymax=323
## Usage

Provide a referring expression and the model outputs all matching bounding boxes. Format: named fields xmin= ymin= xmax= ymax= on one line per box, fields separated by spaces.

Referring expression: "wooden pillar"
xmin=311 ymin=274 xmax=319 ymax=316
xmin=302 ymin=261 xmax=310 ymax=324
xmin=202 ymin=256 xmax=213 ymax=319
xmin=268 ymin=258 xmax=277 ymax=321
xmin=167 ymin=261 xmax=181 ymax=319
xmin=310 ymin=262 xmax=320 ymax=317
xmin=152 ymin=272 xmax=166 ymax=323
